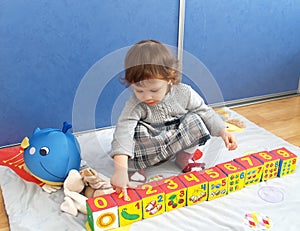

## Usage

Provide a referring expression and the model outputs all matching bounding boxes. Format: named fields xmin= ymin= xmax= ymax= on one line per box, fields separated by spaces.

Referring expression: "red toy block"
xmin=178 ymin=171 xmax=208 ymax=206
xmin=202 ymin=167 xmax=228 ymax=200
xmin=216 ymin=160 xmax=246 ymax=193
xmin=270 ymin=147 xmax=298 ymax=177
xmin=234 ymin=155 xmax=263 ymax=186
xmin=252 ymin=151 xmax=280 ymax=181
xmin=156 ymin=176 xmax=187 ymax=212
xmin=110 ymin=189 xmax=142 ymax=227
xmin=135 ymin=181 xmax=165 ymax=219
xmin=86 ymin=194 xmax=119 ymax=231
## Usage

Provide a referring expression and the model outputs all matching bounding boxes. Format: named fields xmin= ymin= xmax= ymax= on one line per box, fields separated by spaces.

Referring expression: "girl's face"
xmin=132 ymin=79 xmax=171 ymax=106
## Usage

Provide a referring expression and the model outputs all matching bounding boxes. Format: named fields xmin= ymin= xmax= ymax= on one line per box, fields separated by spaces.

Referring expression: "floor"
xmin=232 ymin=95 xmax=300 ymax=147
xmin=0 ymin=95 xmax=299 ymax=230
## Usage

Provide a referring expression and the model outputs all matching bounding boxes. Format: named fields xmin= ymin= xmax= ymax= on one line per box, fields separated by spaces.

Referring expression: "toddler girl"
xmin=110 ymin=40 xmax=237 ymax=196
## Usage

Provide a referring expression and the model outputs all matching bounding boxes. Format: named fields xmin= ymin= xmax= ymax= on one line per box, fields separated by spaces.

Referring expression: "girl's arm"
xmin=186 ymin=86 xmax=225 ymax=136
xmin=185 ymin=86 xmax=238 ymax=150
xmin=110 ymin=154 xmax=133 ymax=200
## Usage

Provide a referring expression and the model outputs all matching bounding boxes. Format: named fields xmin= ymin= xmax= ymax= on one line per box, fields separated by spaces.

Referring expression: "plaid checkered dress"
xmin=130 ymin=112 xmax=210 ymax=170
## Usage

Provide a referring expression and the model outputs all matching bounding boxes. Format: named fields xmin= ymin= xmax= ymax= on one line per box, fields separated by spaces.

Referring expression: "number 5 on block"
xmin=202 ymin=167 xmax=228 ymax=200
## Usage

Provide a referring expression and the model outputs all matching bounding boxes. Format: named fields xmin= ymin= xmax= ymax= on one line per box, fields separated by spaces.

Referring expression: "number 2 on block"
xmin=142 ymin=184 xmax=157 ymax=195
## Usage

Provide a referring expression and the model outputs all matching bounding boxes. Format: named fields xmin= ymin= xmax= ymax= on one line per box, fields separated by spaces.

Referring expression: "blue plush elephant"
xmin=22 ymin=122 xmax=81 ymax=187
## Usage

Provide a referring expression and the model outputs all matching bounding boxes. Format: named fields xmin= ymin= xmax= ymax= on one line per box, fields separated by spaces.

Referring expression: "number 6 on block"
xmin=216 ymin=160 xmax=246 ymax=193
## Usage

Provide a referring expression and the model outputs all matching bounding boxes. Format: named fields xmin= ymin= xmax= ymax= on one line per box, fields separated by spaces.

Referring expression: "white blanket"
xmin=1 ymin=109 xmax=299 ymax=231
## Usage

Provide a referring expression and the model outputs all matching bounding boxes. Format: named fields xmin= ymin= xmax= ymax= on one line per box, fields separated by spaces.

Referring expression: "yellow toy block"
xmin=86 ymin=194 xmax=119 ymax=231
xmin=156 ymin=176 xmax=187 ymax=212
xmin=270 ymin=147 xmax=298 ymax=177
xmin=234 ymin=155 xmax=263 ymax=186
xmin=135 ymin=182 xmax=165 ymax=219
xmin=203 ymin=167 xmax=228 ymax=200
xmin=111 ymin=189 xmax=142 ymax=227
xmin=252 ymin=151 xmax=280 ymax=181
xmin=178 ymin=171 xmax=208 ymax=206
xmin=216 ymin=160 xmax=246 ymax=193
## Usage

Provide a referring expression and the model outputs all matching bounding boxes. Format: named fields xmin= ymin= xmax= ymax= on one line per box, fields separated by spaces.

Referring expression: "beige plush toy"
xmin=214 ymin=107 xmax=247 ymax=132
xmin=60 ymin=168 xmax=114 ymax=216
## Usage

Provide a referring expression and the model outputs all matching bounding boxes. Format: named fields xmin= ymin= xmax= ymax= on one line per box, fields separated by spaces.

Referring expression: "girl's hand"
xmin=110 ymin=169 xmax=133 ymax=200
xmin=219 ymin=129 xmax=238 ymax=151
xmin=110 ymin=154 xmax=134 ymax=201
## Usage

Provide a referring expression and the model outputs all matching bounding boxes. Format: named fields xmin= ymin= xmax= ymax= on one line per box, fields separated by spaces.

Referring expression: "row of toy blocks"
xmin=177 ymin=147 xmax=297 ymax=201
xmin=86 ymin=170 xmax=227 ymax=231
xmin=86 ymin=147 xmax=298 ymax=230
xmin=233 ymin=147 xmax=297 ymax=183
xmin=216 ymin=147 xmax=298 ymax=191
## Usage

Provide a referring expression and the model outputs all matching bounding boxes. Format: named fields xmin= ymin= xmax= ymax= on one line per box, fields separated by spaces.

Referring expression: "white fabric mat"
xmin=1 ymin=109 xmax=300 ymax=231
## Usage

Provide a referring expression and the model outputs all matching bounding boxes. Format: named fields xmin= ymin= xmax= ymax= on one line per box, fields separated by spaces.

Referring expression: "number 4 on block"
xmin=177 ymin=171 xmax=208 ymax=206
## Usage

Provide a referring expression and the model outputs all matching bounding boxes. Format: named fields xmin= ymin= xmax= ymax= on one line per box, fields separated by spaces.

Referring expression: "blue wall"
xmin=1 ymin=0 xmax=299 ymax=146
xmin=0 ymin=0 xmax=179 ymax=146
xmin=184 ymin=0 xmax=300 ymax=101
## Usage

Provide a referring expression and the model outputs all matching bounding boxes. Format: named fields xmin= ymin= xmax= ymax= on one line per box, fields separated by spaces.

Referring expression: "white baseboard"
xmin=209 ymin=91 xmax=299 ymax=108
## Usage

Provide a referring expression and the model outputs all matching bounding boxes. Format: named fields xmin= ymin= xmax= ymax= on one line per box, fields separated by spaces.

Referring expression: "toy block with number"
xmin=252 ymin=151 xmax=280 ymax=181
xmin=234 ymin=155 xmax=263 ymax=186
xmin=202 ymin=167 xmax=228 ymax=200
xmin=110 ymin=189 xmax=142 ymax=227
xmin=156 ymin=176 xmax=187 ymax=212
xmin=86 ymin=194 xmax=119 ymax=231
xmin=135 ymin=181 xmax=165 ymax=219
xmin=216 ymin=160 xmax=246 ymax=193
xmin=270 ymin=147 xmax=298 ymax=177
xmin=178 ymin=171 xmax=208 ymax=206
